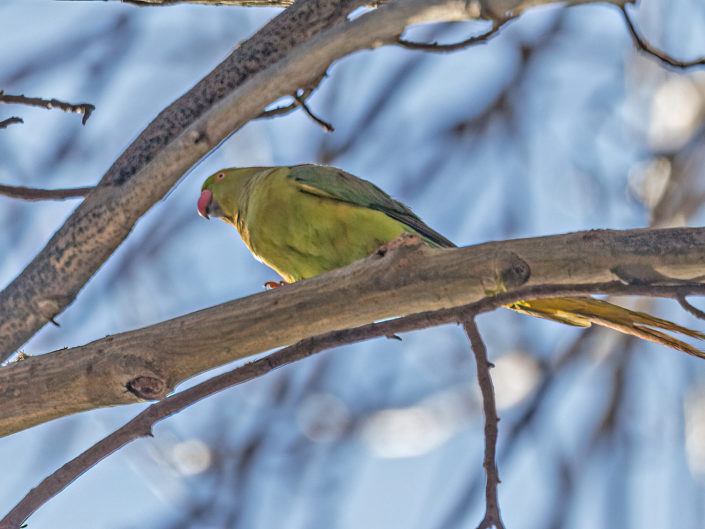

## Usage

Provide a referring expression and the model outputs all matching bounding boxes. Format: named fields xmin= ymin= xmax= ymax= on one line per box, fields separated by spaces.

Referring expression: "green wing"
xmin=288 ymin=164 xmax=456 ymax=248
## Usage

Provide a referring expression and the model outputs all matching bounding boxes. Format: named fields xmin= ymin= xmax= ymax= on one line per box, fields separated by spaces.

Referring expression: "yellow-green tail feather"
xmin=510 ymin=297 xmax=705 ymax=359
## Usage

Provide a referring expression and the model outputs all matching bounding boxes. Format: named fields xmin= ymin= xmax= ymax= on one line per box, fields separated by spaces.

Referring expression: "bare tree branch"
xmin=0 ymin=117 xmax=23 ymax=129
xmin=258 ymin=99 xmax=299 ymax=118
xmin=463 ymin=317 xmax=505 ymax=529
xmin=678 ymin=295 xmax=705 ymax=322
xmin=294 ymin=93 xmax=335 ymax=131
xmin=258 ymin=88 xmax=314 ymax=119
xmin=396 ymin=16 xmax=512 ymax=52
xmin=0 ymin=91 xmax=95 ymax=125
xmin=0 ymin=184 xmax=92 ymax=201
xmin=0 ymin=0 xmax=634 ymax=363
xmin=2 ymin=226 xmax=705 ymax=438
xmin=3 ymin=274 xmax=705 ymax=529
xmin=621 ymin=5 xmax=705 ymax=69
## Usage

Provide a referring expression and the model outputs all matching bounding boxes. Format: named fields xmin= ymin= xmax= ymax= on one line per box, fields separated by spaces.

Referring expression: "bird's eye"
xmin=215 ymin=172 xmax=225 ymax=181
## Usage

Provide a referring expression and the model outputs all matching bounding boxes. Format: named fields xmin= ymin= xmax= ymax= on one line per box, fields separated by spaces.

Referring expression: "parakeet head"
xmin=197 ymin=167 xmax=266 ymax=222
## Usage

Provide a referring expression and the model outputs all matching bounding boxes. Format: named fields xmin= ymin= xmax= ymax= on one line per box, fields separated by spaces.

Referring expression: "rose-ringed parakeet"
xmin=197 ymin=164 xmax=705 ymax=356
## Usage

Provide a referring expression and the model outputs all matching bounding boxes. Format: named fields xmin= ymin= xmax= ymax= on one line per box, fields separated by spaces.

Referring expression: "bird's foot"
xmin=375 ymin=233 xmax=423 ymax=257
xmin=264 ymin=280 xmax=288 ymax=290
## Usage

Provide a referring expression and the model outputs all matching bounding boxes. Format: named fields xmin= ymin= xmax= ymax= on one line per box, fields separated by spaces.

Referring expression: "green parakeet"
xmin=197 ymin=164 xmax=704 ymax=356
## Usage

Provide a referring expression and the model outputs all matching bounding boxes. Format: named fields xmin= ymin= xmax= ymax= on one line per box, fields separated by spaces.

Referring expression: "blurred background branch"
xmin=621 ymin=4 xmax=705 ymax=68
xmin=0 ymin=117 xmax=22 ymax=129
xmin=0 ymin=91 xmax=94 ymax=125
xmin=0 ymin=183 xmax=92 ymax=201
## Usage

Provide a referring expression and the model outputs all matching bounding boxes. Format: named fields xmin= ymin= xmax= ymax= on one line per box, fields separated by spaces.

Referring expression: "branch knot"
xmin=126 ymin=375 xmax=168 ymax=400
xmin=498 ymin=252 xmax=530 ymax=289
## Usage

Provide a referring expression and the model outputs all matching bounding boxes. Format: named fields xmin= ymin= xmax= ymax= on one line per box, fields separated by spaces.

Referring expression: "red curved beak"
xmin=197 ymin=189 xmax=213 ymax=219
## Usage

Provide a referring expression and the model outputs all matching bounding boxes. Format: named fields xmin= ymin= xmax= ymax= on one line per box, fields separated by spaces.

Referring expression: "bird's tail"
xmin=508 ymin=297 xmax=705 ymax=359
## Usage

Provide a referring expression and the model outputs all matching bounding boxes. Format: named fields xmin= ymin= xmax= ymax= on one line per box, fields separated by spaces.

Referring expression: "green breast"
xmin=238 ymin=168 xmax=412 ymax=282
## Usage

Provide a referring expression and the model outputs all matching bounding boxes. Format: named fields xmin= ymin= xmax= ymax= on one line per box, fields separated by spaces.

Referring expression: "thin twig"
xmin=678 ymin=295 xmax=705 ymax=321
xmin=0 ymin=91 xmax=95 ymax=125
xmin=0 ymin=117 xmax=23 ymax=129
xmin=258 ymin=100 xmax=299 ymax=119
xmin=621 ymin=5 xmax=705 ymax=69
xmin=0 ymin=184 xmax=92 ymax=201
xmin=294 ymin=93 xmax=334 ymax=132
xmin=463 ymin=317 xmax=505 ymax=529
xmin=258 ymin=88 xmax=313 ymax=119
xmin=396 ymin=17 xmax=512 ymax=52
